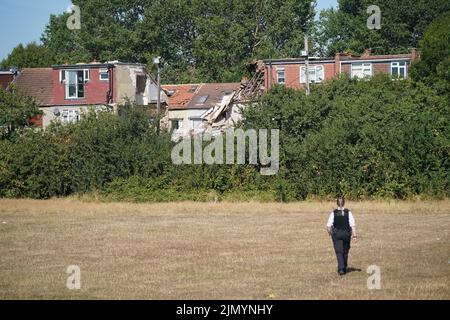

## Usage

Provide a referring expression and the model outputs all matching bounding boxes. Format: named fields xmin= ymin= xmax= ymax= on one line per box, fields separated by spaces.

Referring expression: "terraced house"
xmin=10 ymin=61 xmax=165 ymax=128
xmin=261 ymin=48 xmax=419 ymax=89
xmin=158 ymin=48 xmax=420 ymax=139
xmin=4 ymin=48 xmax=419 ymax=133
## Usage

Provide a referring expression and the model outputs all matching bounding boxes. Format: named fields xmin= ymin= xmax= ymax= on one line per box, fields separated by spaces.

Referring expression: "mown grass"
xmin=0 ymin=199 xmax=449 ymax=299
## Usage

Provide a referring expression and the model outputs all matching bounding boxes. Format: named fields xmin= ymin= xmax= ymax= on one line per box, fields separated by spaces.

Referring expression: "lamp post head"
xmin=153 ymin=56 xmax=161 ymax=65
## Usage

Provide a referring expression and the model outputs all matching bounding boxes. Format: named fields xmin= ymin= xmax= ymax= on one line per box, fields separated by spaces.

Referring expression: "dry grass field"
xmin=0 ymin=199 xmax=449 ymax=300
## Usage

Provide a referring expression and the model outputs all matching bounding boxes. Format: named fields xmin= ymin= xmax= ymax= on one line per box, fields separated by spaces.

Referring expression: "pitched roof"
xmin=162 ymin=84 xmax=200 ymax=110
xmin=13 ymin=68 xmax=53 ymax=106
xmin=163 ymin=83 xmax=240 ymax=110
xmin=186 ymin=83 xmax=240 ymax=110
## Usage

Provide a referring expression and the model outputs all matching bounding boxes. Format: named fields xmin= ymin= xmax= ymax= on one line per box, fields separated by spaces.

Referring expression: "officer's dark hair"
xmin=336 ymin=197 xmax=345 ymax=208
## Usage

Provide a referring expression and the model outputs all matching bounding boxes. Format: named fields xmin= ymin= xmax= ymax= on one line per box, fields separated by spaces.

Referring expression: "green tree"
xmin=0 ymin=42 xmax=56 ymax=69
xmin=39 ymin=0 xmax=316 ymax=83
xmin=315 ymin=0 xmax=450 ymax=56
xmin=0 ymin=87 xmax=42 ymax=137
xmin=244 ymin=76 xmax=450 ymax=199
xmin=410 ymin=11 xmax=450 ymax=99
xmin=190 ymin=0 xmax=315 ymax=82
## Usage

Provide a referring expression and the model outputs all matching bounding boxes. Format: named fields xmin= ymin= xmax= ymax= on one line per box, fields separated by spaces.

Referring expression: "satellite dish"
xmin=53 ymin=108 xmax=60 ymax=116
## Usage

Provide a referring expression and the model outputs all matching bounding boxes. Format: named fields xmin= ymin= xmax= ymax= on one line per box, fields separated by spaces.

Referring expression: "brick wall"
xmin=341 ymin=61 xmax=410 ymax=77
xmin=266 ymin=62 xmax=336 ymax=89
xmin=52 ymin=67 xmax=115 ymax=105
xmin=263 ymin=50 xmax=415 ymax=90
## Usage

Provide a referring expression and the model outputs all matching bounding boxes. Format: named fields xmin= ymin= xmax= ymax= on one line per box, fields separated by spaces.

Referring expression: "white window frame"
xmin=99 ymin=68 xmax=109 ymax=81
xmin=390 ymin=61 xmax=407 ymax=79
xmin=65 ymin=69 xmax=89 ymax=99
xmin=59 ymin=70 xmax=66 ymax=83
xmin=189 ymin=117 xmax=203 ymax=130
xmin=351 ymin=63 xmax=372 ymax=79
xmin=300 ymin=65 xmax=325 ymax=84
xmin=276 ymin=68 xmax=285 ymax=84
xmin=61 ymin=109 xmax=81 ymax=124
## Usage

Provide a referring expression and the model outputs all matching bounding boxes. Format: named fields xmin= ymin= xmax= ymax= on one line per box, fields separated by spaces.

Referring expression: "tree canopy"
xmin=0 ymin=43 xmax=56 ymax=69
xmin=38 ymin=0 xmax=315 ymax=83
xmin=2 ymin=0 xmax=449 ymax=83
xmin=0 ymin=87 xmax=42 ymax=138
xmin=410 ymin=11 xmax=450 ymax=100
xmin=314 ymin=0 xmax=450 ymax=56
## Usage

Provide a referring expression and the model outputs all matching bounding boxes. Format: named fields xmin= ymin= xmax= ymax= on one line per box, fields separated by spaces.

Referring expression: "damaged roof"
xmin=13 ymin=68 xmax=54 ymax=106
xmin=163 ymin=83 xmax=240 ymax=110
xmin=162 ymin=84 xmax=200 ymax=110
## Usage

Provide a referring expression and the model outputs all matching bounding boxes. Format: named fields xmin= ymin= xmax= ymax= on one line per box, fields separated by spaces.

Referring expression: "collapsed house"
xmin=162 ymin=61 xmax=265 ymax=139
xmin=201 ymin=61 xmax=266 ymax=136
xmin=162 ymin=82 xmax=241 ymax=139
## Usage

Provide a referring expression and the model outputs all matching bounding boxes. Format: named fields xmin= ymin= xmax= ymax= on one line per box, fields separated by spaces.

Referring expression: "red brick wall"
xmin=266 ymin=62 xmax=336 ymax=89
xmin=340 ymin=61 xmax=409 ymax=77
xmin=52 ymin=67 xmax=115 ymax=105
xmin=264 ymin=54 xmax=414 ymax=90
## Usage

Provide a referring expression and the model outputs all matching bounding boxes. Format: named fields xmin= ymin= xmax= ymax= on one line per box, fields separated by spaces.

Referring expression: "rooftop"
xmin=52 ymin=61 xmax=146 ymax=69
xmin=163 ymin=83 xmax=240 ymax=110
xmin=13 ymin=68 xmax=53 ymax=106
xmin=262 ymin=49 xmax=416 ymax=64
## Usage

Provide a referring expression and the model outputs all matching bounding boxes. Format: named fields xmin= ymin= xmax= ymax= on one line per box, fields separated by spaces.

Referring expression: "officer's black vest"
xmin=333 ymin=209 xmax=351 ymax=230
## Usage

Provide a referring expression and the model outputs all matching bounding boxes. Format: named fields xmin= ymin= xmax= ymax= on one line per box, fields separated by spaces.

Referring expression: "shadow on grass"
xmin=346 ymin=267 xmax=362 ymax=273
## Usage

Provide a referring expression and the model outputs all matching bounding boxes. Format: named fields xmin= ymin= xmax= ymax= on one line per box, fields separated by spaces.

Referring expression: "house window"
xmin=196 ymin=95 xmax=209 ymax=105
xmin=190 ymin=117 xmax=203 ymax=130
xmin=391 ymin=61 xmax=407 ymax=79
xmin=276 ymin=68 xmax=285 ymax=84
xmin=61 ymin=110 xmax=80 ymax=124
xmin=351 ymin=63 xmax=372 ymax=79
xmin=59 ymin=70 xmax=65 ymax=83
xmin=136 ymin=75 xmax=146 ymax=94
xmin=65 ymin=70 xmax=88 ymax=99
xmin=99 ymin=69 xmax=109 ymax=81
xmin=171 ymin=119 xmax=183 ymax=132
xmin=300 ymin=65 xmax=325 ymax=83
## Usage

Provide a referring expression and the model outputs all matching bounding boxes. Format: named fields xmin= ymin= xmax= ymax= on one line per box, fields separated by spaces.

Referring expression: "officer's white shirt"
xmin=326 ymin=207 xmax=356 ymax=228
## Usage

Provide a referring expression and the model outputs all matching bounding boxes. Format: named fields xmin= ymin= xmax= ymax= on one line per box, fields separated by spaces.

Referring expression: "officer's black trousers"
xmin=331 ymin=229 xmax=351 ymax=271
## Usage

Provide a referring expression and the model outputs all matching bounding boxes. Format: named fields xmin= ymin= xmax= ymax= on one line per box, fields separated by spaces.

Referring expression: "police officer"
xmin=326 ymin=198 xmax=357 ymax=275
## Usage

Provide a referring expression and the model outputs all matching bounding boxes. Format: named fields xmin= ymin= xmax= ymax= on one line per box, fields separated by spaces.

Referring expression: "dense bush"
xmin=410 ymin=11 xmax=450 ymax=100
xmin=0 ymin=108 xmax=173 ymax=198
xmin=244 ymin=75 xmax=450 ymax=199
xmin=0 ymin=76 xmax=448 ymax=201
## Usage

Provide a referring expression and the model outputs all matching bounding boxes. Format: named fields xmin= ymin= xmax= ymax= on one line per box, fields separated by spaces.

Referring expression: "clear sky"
xmin=0 ymin=0 xmax=338 ymax=61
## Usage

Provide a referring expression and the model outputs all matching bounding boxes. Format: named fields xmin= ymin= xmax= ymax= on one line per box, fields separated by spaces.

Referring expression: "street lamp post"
xmin=153 ymin=56 xmax=161 ymax=114
xmin=304 ymin=35 xmax=310 ymax=96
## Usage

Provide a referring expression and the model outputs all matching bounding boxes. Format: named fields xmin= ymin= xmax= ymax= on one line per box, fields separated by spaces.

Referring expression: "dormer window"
xmin=64 ymin=70 xmax=88 ymax=99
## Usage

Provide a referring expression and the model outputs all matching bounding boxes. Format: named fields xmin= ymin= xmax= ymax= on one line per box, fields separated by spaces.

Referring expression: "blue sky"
xmin=0 ymin=0 xmax=338 ymax=61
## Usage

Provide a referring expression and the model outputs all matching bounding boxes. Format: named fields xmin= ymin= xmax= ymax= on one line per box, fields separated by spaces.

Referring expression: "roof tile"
xmin=14 ymin=68 xmax=53 ymax=106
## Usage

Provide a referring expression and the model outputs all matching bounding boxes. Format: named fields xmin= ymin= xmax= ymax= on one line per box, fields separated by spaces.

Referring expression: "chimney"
xmin=362 ymin=48 xmax=372 ymax=57
xmin=411 ymin=48 xmax=419 ymax=61
xmin=334 ymin=52 xmax=341 ymax=76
